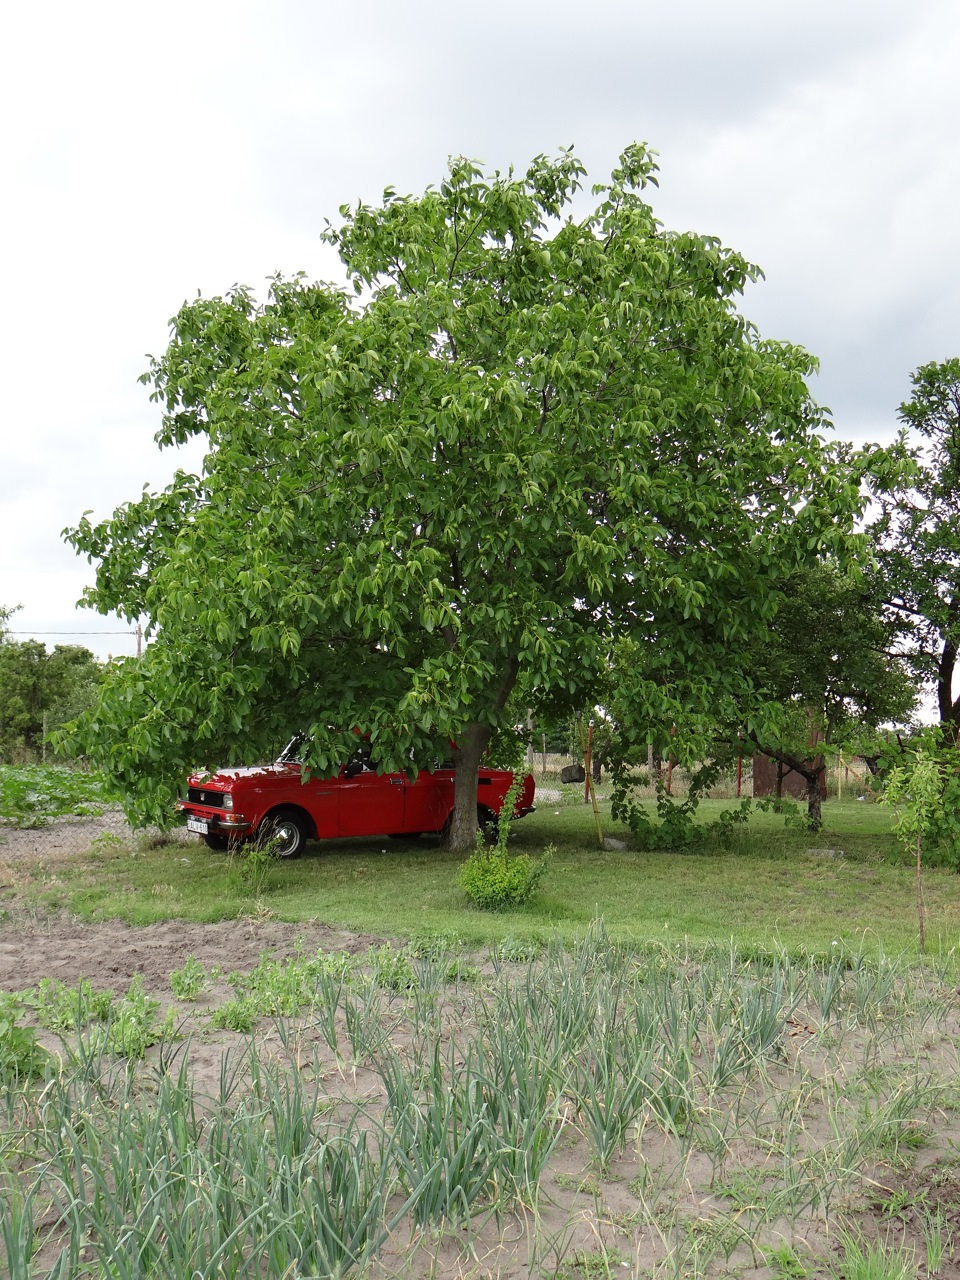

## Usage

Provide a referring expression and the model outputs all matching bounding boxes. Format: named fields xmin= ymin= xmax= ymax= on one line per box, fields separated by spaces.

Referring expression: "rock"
xmin=560 ymin=763 xmax=585 ymax=784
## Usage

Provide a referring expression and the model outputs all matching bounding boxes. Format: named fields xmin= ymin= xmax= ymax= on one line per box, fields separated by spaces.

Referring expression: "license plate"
xmin=187 ymin=817 xmax=209 ymax=835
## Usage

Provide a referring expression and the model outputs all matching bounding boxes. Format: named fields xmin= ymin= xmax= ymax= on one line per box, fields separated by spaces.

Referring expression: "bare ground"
xmin=3 ymin=821 xmax=960 ymax=1278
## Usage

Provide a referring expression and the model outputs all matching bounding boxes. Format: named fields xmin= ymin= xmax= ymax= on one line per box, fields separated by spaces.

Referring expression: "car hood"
xmin=188 ymin=763 xmax=301 ymax=786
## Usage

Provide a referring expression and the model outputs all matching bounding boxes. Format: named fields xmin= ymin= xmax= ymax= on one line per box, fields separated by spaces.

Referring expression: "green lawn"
xmin=18 ymin=797 xmax=960 ymax=962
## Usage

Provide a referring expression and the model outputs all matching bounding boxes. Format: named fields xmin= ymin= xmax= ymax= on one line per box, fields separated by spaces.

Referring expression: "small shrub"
xmin=170 ymin=955 xmax=210 ymax=1001
xmin=459 ymin=843 xmax=552 ymax=911
xmin=0 ymin=1009 xmax=49 ymax=1081
xmin=369 ymin=945 xmax=417 ymax=992
xmin=211 ymin=996 xmax=259 ymax=1032
xmin=103 ymin=976 xmax=176 ymax=1058
xmin=32 ymin=977 xmax=112 ymax=1031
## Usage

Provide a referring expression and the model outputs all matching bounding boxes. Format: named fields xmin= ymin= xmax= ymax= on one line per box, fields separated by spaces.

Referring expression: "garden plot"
xmin=2 ymin=922 xmax=960 ymax=1279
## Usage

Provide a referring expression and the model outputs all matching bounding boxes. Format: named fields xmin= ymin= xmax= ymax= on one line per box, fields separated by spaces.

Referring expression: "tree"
xmin=0 ymin=608 xmax=101 ymax=762
xmin=740 ymin=564 xmax=916 ymax=828
xmin=64 ymin=145 xmax=882 ymax=846
xmin=870 ymin=358 xmax=960 ymax=730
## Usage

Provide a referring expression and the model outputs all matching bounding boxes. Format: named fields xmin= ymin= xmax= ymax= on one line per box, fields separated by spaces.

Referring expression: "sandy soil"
xmin=3 ymin=826 xmax=960 ymax=1279
xmin=0 ymin=916 xmax=385 ymax=995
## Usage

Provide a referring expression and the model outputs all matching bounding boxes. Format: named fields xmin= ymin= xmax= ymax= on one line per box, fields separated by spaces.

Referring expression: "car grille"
xmin=187 ymin=788 xmax=227 ymax=808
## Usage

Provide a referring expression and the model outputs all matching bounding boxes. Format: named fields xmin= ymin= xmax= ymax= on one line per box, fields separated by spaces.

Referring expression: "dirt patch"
xmin=0 ymin=916 xmax=386 ymax=995
xmin=0 ymin=810 xmax=133 ymax=872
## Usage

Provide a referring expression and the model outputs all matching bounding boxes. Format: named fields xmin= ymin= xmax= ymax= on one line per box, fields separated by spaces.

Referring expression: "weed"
xmin=101 ymin=976 xmax=176 ymax=1057
xmin=0 ymin=1013 xmax=48 ymax=1081
xmin=559 ymin=1247 xmax=629 ymax=1279
xmin=833 ymin=1228 xmax=917 ymax=1280
xmin=31 ymin=976 xmax=112 ymax=1031
xmin=369 ymin=944 xmax=417 ymax=992
xmin=210 ymin=996 xmax=259 ymax=1032
xmin=763 ymin=1242 xmax=811 ymax=1278
xmin=169 ymin=955 xmax=210 ymax=1001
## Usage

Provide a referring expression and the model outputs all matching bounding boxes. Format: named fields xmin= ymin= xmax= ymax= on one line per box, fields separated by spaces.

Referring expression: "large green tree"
xmin=870 ymin=358 xmax=960 ymax=730
xmin=65 ymin=146 xmax=882 ymax=847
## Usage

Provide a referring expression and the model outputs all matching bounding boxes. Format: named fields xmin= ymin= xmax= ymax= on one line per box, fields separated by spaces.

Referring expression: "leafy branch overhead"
xmin=64 ymin=144 xmax=889 ymax=845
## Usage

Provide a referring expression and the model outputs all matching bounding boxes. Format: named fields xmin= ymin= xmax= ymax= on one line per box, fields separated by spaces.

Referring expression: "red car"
xmin=177 ymin=739 xmax=536 ymax=858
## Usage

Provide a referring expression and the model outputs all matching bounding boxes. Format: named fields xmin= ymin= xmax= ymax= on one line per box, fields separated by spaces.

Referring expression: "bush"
xmin=458 ymin=845 xmax=552 ymax=911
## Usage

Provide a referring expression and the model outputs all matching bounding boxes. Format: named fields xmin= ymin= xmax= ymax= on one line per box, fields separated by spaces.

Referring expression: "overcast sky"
xmin=3 ymin=0 xmax=959 ymax=660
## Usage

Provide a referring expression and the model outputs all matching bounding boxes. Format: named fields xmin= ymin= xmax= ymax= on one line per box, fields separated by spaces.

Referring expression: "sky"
xmin=3 ymin=0 xmax=959 ymax=660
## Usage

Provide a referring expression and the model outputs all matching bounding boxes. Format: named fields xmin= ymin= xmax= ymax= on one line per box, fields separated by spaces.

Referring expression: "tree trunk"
xmin=447 ymin=722 xmax=492 ymax=853
xmin=806 ymin=770 xmax=823 ymax=831
xmin=444 ymin=656 xmax=520 ymax=854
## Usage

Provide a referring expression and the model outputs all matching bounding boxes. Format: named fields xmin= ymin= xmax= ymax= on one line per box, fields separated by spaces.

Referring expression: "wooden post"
xmin=584 ymin=720 xmax=594 ymax=805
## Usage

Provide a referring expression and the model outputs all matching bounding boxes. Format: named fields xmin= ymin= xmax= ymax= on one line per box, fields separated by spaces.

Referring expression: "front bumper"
xmin=177 ymin=803 xmax=253 ymax=836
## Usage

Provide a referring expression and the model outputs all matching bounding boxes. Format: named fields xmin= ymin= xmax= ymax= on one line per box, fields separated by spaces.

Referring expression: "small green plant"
xmin=763 ymin=1242 xmax=810 ymax=1278
xmin=103 ymin=975 xmax=176 ymax=1058
xmin=228 ymin=836 xmax=278 ymax=895
xmin=459 ymin=841 xmax=552 ymax=910
xmin=920 ymin=1210 xmax=951 ymax=1276
xmin=562 ymin=1247 xmax=628 ymax=1279
xmin=32 ymin=977 xmax=112 ymax=1031
xmin=369 ymin=944 xmax=416 ymax=992
xmin=832 ymin=1229 xmax=917 ymax=1280
xmin=0 ymin=1011 xmax=49 ymax=1081
xmin=169 ymin=955 xmax=210 ymax=1001
xmin=210 ymin=996 xmax=259 ymax=1032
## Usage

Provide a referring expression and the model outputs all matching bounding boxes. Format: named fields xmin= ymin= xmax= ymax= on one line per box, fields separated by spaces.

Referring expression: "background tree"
xmin=740 ymin=564 xmax=916 ymax=827
xmin=65 ymin=146 xmax=883 ymax=846
xmin=605 ymin=563 xmax=914 ymax=836
xmin=870 ymin=358 xmax=960 ymax=730
xmin=0 ymin=608 xmax=101 ymax=762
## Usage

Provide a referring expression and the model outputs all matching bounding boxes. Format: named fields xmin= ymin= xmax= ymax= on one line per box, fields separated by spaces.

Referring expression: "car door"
xmin=337 ymin=756 xmax=406 ymax=836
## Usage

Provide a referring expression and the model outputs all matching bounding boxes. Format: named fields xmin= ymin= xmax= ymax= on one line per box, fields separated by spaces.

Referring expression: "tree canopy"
xmin=870 ymin=358 xmax=960 ymax=729
xmin=64 ymin=145 xmax=886 ymax=845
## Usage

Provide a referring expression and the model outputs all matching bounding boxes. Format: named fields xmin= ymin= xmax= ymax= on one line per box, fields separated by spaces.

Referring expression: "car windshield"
xmin=276 ymin=734 xmax=306 ymax=764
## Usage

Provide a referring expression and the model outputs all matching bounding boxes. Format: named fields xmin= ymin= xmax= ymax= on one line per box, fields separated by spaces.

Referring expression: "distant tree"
xmin=65 ymin=146 xmax=886 ymax=846
xmin=606 ymin=564 xmax=915 ymax=833
xmin=740 ymin=564 xmax=916 ymax=828
xmin=0 ymin=609 xmax=101 ymax=761
xmin=870 ymin=358 xmax=960 ymax=730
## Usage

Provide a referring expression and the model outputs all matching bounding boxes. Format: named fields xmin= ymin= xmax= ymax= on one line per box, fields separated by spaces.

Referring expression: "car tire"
xmin=258 ymin=810 xmax=308 ymax=859
xmin=203 ymin=833 xmax=231 ymax=852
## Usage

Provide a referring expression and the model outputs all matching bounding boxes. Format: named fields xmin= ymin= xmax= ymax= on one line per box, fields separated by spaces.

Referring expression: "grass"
xmin=17 ymin=798 xmax=960 ymax=961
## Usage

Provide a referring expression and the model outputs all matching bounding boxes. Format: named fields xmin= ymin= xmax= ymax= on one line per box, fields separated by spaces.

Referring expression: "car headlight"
xmin=222 ymin=793 xmax=233 ymax=810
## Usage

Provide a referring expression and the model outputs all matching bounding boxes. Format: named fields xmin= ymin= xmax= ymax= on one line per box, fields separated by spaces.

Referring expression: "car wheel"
xmin=258 ymin=810 xmax=308 ymax=859
xmin=203 ymin=833 xmax=231 ymax=852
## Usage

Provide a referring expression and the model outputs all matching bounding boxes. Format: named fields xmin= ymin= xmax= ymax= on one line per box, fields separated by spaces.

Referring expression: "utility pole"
xmin=136 ymin=623 xmax=143 ymax=658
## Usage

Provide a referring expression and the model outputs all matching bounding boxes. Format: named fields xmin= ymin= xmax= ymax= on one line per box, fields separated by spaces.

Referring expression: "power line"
xmin=6 ymin=630 xmax=136 ymax=635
